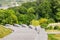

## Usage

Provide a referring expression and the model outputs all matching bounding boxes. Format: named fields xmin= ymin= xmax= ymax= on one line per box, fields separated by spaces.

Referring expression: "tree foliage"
xmin=0 ymin=0 xmax=60 ymax=25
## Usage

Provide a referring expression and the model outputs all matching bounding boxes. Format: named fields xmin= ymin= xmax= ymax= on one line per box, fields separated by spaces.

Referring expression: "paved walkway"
xmin=1 ymin=27 xmax=37 ymax=40
xmin=0 ymin=25 xmax=48 ymax=40
xmin=47 ymin=32 xmax=60 ymax=34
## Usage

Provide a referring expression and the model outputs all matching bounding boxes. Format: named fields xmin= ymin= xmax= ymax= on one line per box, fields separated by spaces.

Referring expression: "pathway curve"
xmin=0 ymin=25 xmax=48 ymax=40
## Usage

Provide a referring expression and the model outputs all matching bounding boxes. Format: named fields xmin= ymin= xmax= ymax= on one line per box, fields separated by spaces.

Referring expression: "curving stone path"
xmin=1 ymin=28 xmax=37 ymax=40
xmin=0 ymin=24 xmax=48 ymax=40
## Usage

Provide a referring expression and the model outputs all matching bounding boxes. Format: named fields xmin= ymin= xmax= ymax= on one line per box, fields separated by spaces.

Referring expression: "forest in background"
xmin=0 ymin=0 xmax=60 ymax=29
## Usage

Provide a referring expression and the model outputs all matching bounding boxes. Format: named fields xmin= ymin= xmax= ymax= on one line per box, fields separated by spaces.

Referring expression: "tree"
xmin=36 ymin=0 xmax=44 ymax=5
xmin=48 ymin=0 xmax=60 ymax=22
xmin=0 ymin=9 xmax=6 ymax=24
xmin=22 ymin=2 xmax=37 ymax=9
xmin=18 ymin=6 xmax=27 ymax=14
xmin=27 ymin=7 xmax=35 ymax=14
xmin=18 ymin=14 xmax=36 ymax=25
xmin=55 ymin=12 xmax=60 ymax=22
xmin=37 ymin=0 xmax=52 ymax=18
xmin=47 ymin=18 xmax=55 ymax=24
xmin=0 ymin=9 xmax=18 ymax=25
xmin=5 ymin=9 xmax=18 ymax=24
xmin=18 ymin=14 xmax=28 ymax=24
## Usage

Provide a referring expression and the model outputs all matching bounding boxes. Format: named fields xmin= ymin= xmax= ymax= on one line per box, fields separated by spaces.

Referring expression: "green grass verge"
xmin=48 ymin=34 xmax=60 ymax=40
xmin=0 ymin=25 xmax=12 ymax=38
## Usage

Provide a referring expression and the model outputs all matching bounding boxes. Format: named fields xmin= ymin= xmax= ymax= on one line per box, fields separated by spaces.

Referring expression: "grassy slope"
xmin=48 ymin=34 xmax=60 ymax=40
xmin=0 ymin=25 xmax=12 ymax=38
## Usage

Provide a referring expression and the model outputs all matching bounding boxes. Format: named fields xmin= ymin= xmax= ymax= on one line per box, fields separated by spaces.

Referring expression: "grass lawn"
xmin=48 ymin=34 xmax=60 ymax=40
xmin=46 ymin=30 xmax=60 ymax=40
xmin=0 ymin=25 xmax=12 ymax=38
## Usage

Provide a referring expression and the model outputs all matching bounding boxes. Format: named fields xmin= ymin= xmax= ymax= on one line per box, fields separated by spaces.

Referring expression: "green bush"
xmin=39 ymin=18 xmax=47 ymax=24
xmin=54 ymin=26 xmax=60 ymax=30
xmin=47 ymin=18 xmax=55 ymax=24
xmin=47 ymin=26 xmax=53 ymax=30
xmin=30 ymin=19 xmax=40 ymax=26
xmin=54 ymin=26 xmax=58 ymax=30
xmin=41 ymin=23 xmax=48 ymax=28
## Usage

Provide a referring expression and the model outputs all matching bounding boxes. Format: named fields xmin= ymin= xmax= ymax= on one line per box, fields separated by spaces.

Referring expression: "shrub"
xmin=41 ymin=23 xmax=48 ymax=28
xmin=39 ymin=18 xmax=47 ymax=24
xmin=47 ymin=18 xmax=55 ymax=24
xmin=54 ymin=26 xmax=60 ymax=30
xmin=54 ymin=26 xmax=58 ymax=30
xmin=27 ymin=7 xmax=35 ymax=14
xmin=47 ymin=26 xmax=53 ymax=30
xmin=30 ymin=20 xmax=40 ymax=26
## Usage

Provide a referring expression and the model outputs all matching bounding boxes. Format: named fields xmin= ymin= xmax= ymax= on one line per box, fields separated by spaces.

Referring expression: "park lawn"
xmin=48 ymin=34 xmax=60 ymax=40
xmin=0 ymin=25 xmax=12 ymax=38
